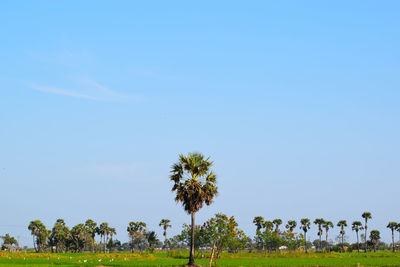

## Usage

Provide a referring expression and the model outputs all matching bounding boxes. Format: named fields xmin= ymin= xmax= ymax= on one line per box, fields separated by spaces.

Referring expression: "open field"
xmin=1 ymin=251 xmax=400 ymax=266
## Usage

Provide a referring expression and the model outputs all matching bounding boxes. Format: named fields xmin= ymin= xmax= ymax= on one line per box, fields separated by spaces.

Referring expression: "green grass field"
xmin=1 ymin=251 xmax=400 ymax=266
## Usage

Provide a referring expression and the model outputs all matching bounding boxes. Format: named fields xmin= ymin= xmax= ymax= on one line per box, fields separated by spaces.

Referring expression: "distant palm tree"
xmin=322 ymin=221 xmax=333 ymax=251
xmin=253 ymin=216 xmax=265 ymax=233
xmin=351 ymin=221 xmax=363 ymax=252
xmin=170 ymin=152 xmax=218 ymax=266
xmin=159 ymin=219 xmax=172 ymax=249
xmin=28 ymin=220 xmax=48 ymax=252
xmin=313 ymin=218 xmax=325 ymax=251
xmin=285 ymin=220 xmax=297 ymax=233
xmin=362 ymin=212 xmax=372 ymax=252
xmin=127 ymin=221 xmax=147 ymax=252
xmin=98 ymin=222 xmax=109 ymax=253
xmin=300 ymin=218 xmax=311 ymax=253
xmin=0 ymin=234 xmax=18 ymax=246
xmin=85 ymin=219 xmax=97 ymax=252
xmin=337 ymin=220 xmax=347 ymax=252
xmin=263 ymin=221 xmax=274 ymax=232
xmin=370 ymin=230 xmax=380 ymax=252
xmin=273 ymin=219 xmax=282 ymax=234
xmin=387 ymin=222 xmax=397 ymax=252
xmin=109 ymin=228 xmax=116 ymax=246
xmin=28 ymin=220 xmax=40 ymax=252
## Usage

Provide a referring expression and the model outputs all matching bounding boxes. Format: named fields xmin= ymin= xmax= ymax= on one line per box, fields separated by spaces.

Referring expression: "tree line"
xmin=251 ymin=213 xmax=395 ymax=253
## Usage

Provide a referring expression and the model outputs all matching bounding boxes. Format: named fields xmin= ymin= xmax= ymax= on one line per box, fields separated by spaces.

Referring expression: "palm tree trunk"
xmin=326 ymin=232 xmax=329 ymax=252
xmin=304 ymin=231 xmax=307 ymax=253
xmin=189 ymin=212 xmax=196 ymax=265
xmin=209 ymin=240 xmax=216 ymax=267
xmin=91 ymin=235 xmax=95 ymax=253
xmin=356 ymin=231 xmax=359 ymax=253
xmin=319 ymin=231 xmax=322 ymax=252
xmin=341 ymin=234 xmax=344 ymax=252
xmin=32 ymin=236 xmax=37 ymax=252
xmin=392 ymin=231 xmax=395 ymax=252
xmin=105 ymin=235 xmax=107 ymax=253
xmin=364 ymin=223 xmax=367 ymax=252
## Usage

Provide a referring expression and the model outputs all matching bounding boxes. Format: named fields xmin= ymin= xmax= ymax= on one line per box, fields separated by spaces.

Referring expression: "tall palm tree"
xmin=28 ymin=220 xmax=40 ymax=252
xmin=159 ymin=219 xmax=172 ymax=249
xmin=98 ymin=222 xmax=109 ymax=253
xmin=322 ymin=221 xmax=333 ymax=251
xmin=51 ymin=219 xmax=70 ymax=253
xmin=313 ymin=218 xmax=325 ymax=251
xmin=84 ymin=219 xmax=97 ymax=252
xmin=285 ymin=220 xmax=297 ymax=233
xmin=351 ymin=221 xmax=363 ymax=252
xmin=387 ymin=222 xmax=397 ymax=252
xmin=170 ymin=152 xmax=218 ymax=266
xmin=253 ymin=216 xmax=265 ymax=233
xmin=108 ymin=227 xmax=116 ymax=251
xmin=370 ymin=230 xmax=380 ymax=252
xmin=71 ymin=224 xmax=86 ymax=252
xmin=337 ymin=220 xmax=347 ymax=252
xmin=127 ymin=221 xmax=147 ymax=252
xmin=300 ymin=218 xmax=311 ymax=253
xmin=28 ymin=220 xmax=48 ymax=252
xmin=362 ymin=212 xmax=372 ymax=252
xmin=272 ymin=219 xmax=282 ymax=234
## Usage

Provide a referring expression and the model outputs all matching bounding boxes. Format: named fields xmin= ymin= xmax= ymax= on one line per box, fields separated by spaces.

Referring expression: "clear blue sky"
xmin=1 ymin=0 xmax=399 ymax=246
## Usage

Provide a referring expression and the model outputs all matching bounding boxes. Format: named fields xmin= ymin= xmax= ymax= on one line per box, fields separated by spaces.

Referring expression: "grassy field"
xmin=1 ymin=251 xmax=400 ymax=266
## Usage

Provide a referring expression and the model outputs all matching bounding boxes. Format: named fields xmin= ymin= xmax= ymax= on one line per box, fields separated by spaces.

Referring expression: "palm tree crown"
xmin=159 ymin=219 xmax=172 ymax=237
xmin=253 ymin=216 xmax=265 ymax=232
xmin=170 ymin=152 xmax=218 ymax=213
xmin=323 ymin=221 xmax=334 ymax=233
xmin=273 ymin=219 xmax=282 ymax=233
xmin=314 ymin=218 xmax=325 ymax=236
xmin=352 ymin=221 xmax=363 ymax=231
xmin=285 ymin=220 xmax=297 ymax=232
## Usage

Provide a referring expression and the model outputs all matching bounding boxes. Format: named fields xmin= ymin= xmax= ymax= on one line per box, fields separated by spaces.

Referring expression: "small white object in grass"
xmin=84 ymin=260 xmax=87 ymax=262
xmin=98 ymin=259 xmax=102 ymax=262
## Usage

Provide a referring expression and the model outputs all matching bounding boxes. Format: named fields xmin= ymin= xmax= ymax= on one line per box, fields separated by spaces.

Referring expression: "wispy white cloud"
xmin=26 ymin=79 xmax=134 ymax=102
xmin=28 ymin=83 xmax=100 ymax=100
xmin=81 ymin=78 xmax=128 ymax=100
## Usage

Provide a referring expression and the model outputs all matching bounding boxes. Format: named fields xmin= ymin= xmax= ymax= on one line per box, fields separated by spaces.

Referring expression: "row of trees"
xmin=252 ymin=215 xmax=385 ymax=253
xmin=22 ymin=214 xmax=398 ymax=256
xmin=25 ymin=218 xmax=177 ymax=253
xmin=27 ymin=219 xmax=117 ymax=253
